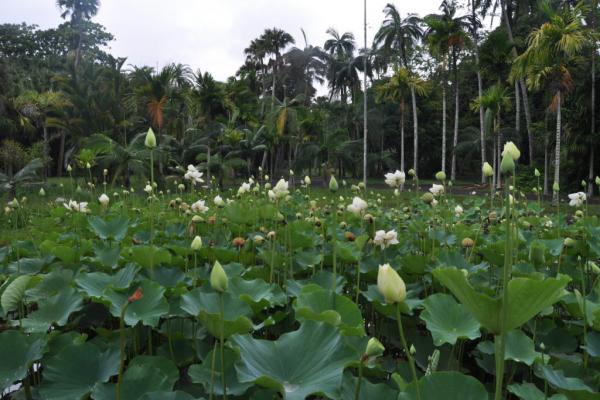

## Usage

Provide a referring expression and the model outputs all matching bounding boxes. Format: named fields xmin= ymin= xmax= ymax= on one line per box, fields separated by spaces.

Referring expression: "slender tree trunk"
xmin=363 ymin=0 xmax=368 ymax=187
xmin=207 ymin=144 xmax=211 ymax=188
xmin=471 ymin=0 xmax=486 ymax=183
xmin=411 ymin=86 xmax=419 ymax=175
xmin=497 ymin=124 xmax=503 ymax=189
xmin=57 ymin=130 xmax=66 ymax=177
xmin=400 ymin=103 xmax=405 ymax=172
xmin=589 ymin=0 xmax=597 ymax=197
xmin=451 ymin=51 xmax=460 ymax=181
xmin=544 ymin=112 xmax=549 ymax=196
xmin=502 ymin=0 xmax=534 ymax=165
xmin=492 ymin=134 xmax=497 ymax=189
xmin=553 ymin=92 xmax=562 ymax=205
xmin=42 ymin=124 xmax=49 ymax=179
xmin=515 ymin=80 xmax=520 ymax=150
xmin=441 ymin=64 xmax=447 ymax=173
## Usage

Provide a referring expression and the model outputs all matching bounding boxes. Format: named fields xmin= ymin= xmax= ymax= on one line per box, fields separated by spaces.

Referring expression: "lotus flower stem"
xmin=117 ymin=303 xmax=128 ymax=400
xmin=494 ymin=175 xmax=512 ymax=400
xmin=581 ymin=258 xmax=589 ymax=368
xmin=354 ymin=360 xmax=363 ymax=400
xmin=219 ymin=292 xmax=227 ymax=400
xmin=332 ymin=203 xmax=338 ymax=292
xmin=396 ymin=304 xmax=420 ymax=400
xmin=209 ymin=339 xmax=218 ymax=400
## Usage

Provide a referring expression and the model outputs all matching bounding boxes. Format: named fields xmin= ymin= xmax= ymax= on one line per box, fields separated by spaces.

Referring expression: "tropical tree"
xmin=56 ymin=0 xmax=100 ymax=67
xmin=471 ymin=84 xmax=511 ymax=188
xmin=424 ymin=0 xmax=470 ymax=181
xmin=260 ymin=28 xmax=295 ymax=102
xmin=512 ymin=0 xmax=588 ymax=203
xmin=0 ymin=158 xmax=43 ymax=199
xmin=374 ymin=3 xmax=424 ymax=174
xmin=376 ymin=67 xmax=427 ymax=172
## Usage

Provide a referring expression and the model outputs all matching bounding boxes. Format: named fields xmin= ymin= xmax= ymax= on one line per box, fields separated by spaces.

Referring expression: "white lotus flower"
xmin=568 ymin=192 xmax=586 ymax=208
xmin=454 ymin=205 xmax=463 ymax=216
xmin=384 ymin=170 xmax=406 ymax=188
xmin=429 ymin=184 xmax=444 ymax=197
xmin=191 ymin=199 xmax=209 ymax=213
xmin=373 ymin=229 xmax=399 ymax=250
xmin=304 ymin=176 xmax=311 ymax=186
xmin=268 ymin=190 xmax=276 ymax=201
xmin=144 ymin=184 xmax=153 ymax=194
xmin=98 ymin=193 xmax=109 ymax=207
xmin=184 ymin=164 xmax=204 ymax=184
xmin=346 ymin=196 xmax=368 ymax=216
xmin=273 ymin=179 xmax=289 ymax=199
xmin=63 ymin=200 xmax=89 ymax=213
xmin=237 ymin=182 xmax=251 ymax=195
xmin=214 ymin=195 xmax=225 ymax=207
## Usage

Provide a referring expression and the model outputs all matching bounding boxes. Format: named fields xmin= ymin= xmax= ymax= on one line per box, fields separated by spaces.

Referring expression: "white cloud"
xmin=4 ymin=0 xmax=447 ymax=80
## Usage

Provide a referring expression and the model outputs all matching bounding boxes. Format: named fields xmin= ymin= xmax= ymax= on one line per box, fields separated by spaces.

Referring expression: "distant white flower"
xmin=429 ymin=184 xmax=444 ymax=197
xmin=268 ymin=190 xmax=276 ymax=201
xmin=144 ymin=184 xmax=153 ymax=194
xmin=455 ymin=205 xmax=463 ymax=216
xmin=98 ymin=193 xmax=109 ymax=207
xmin=184 ymin=164 xmax=204 ymax=185
xmin=214 ymin=195 xmax=225 ymax=207
xmin=273 ymin=179 xmax=289 ymax=199
xmin=304 ymin=176 xmax=311 ymax=186
xmin=346 ymin=196 xmax=368 ymax=216
xmin=238 ymin=182 xmax=251 ymax=195
xmin=64 ymin=200 xmax=89 ymax=213
xmin=191 ymin=199 xmax=209 ymax=213
xmin=568 ymin=192 xmax=586 ymax=208
xmin=384 ymin=170 xmax=406 ymax=188
xmin=431 ymin=199 xmax=438 ymax=207
xmin=373 ymin=229 xmax=399 ymax=250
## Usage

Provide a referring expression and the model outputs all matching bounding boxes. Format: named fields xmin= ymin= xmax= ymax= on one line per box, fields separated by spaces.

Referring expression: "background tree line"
xmin=0 ymin=0 xmax=598 ymax=196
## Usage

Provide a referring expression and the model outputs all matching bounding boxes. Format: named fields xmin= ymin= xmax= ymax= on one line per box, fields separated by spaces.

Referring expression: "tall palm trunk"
xmin=502 ymin=0 xmax=534 ymax=164
xmin=497 ymin=118 xmax=503 ymax=189
xmin=450 ymin=50 xmax=460 ymax=181
xmin=492 ymin=134 xmax=497 ymax=188
xmin=411 ymin=86 xmax=419 ymax=175
xmin=57 ymin=130 xmax=66 ymax=177
xmin=553 ymin=92 xmax=562 ymax=205
xmin=589 ymin=0 xmax=597 ymax=197
xmin=544 ymin=112 xmax=549 ymax=195
xmin=400 ymin=102 xmax=405 ymax=172
xmin=42 ymin=124 xmax=49 ymax=179
xmin=441 ymin=61 xmax=447 ymax=173
xmin=471 ymin=0 xmax=486 ymax=183
xmin=515 ymin=80 xmax=520 ymax=149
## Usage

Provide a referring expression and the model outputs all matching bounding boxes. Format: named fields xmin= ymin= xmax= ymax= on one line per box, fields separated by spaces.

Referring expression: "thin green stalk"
xmin=396 ymin=304 xmax=420 ymax=400
xmin=494 ymin=176 xmax=512 ymax=400
xmin=354 ymin=361 xmax=363 ymax=400
xmin=219 ymin=293 xmax=227 ymax=400
xmin=581 ymin=259 xmax=589 ymax=368
xmin=332 ymin=205 xmax=338 ymax=292
xmin=117 ymin=304 xmax=129 ymax=400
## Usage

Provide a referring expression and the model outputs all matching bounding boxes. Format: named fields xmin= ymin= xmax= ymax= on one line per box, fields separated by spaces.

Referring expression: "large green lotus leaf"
xmin=0 ymin=330 xmax=46 ymax=391
xmin=228 ymin=276 xmax=287 ymax=313
xmin=75 ymin=263 xmax=139 ymax=298
xmin=25 ymin=269 xmax=73 ymax=302
xmin=128 ymin=245 xmax=172 ymax=269
xmin=20 ymin=287 xmax=84 ymax=333
xmin=230 ymin=320 xmax=358 ymax=400
xmin=335 ymin=241 xmax=362 ymax=263
xmin=286 ymin=271 xmax=347 ymax=297
xmin=103 ymin=280 xmax=169 ymax=327
xmin=88 ymin=215 xmax=130 ymax=241
xmin=338 ymin=371 xmax=398 ymax=399
xmin=142 ymin=392 xmax=199 ymax=400
xmin=39 ymin=341 xmax=119 ymax=400
xmin=224 ymin=201 xmax=258 ymax=225
xmin=180 ymin=288 xmax=253 ymax=338
xmin=49 ymin=244 xmax=79 ymax=263
xmin=508 ymin=383 xmax=567 ymax=400
xmin=420 ymin=293 xmax=481 ymax=346
xmin=433 ymin=268 xmax=570 ymax=333
xmin=6 ymin=257 xmax=47 ymax=274
xmin=293 ymin=284 xmax=365 ymax=336
xmin=477 ymin=330 xmax=540 ymax=366
xmin=398 ymin=371 xmax=488 ymax=400
xmin=92 ymin=242 xmax=121 ymax=268
xmin=294 ymin=250 xmax=323 ymax=271
xmin=286 ymin=220 xmax=317 ymax=249
xmin=92 ymin=356 xmax=179 ymax=400
xmin=188 ymin=347 xmax=253 ymax=396
xmin=1 ymin=275 xmax=39 ymax=314
xmin=534 ymin=364 xmax=597 ymax=394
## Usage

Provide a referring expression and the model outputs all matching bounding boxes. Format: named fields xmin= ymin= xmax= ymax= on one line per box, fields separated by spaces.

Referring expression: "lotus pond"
xmin=1 ymin=168 xmax=600 ymax=400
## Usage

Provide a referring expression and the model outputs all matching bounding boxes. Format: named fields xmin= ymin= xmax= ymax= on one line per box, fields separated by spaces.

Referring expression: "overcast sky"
xmin=4 ymin=0 xmax=453 ymax=80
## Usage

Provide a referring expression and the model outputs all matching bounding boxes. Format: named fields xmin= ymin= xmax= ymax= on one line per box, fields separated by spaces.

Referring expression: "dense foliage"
xmin=1 ymin=0 xmax=599 ymax=195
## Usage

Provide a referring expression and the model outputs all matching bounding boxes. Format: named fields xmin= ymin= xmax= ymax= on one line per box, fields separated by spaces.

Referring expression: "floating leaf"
xmin=0 ymin=330 xmax=46 ymax=391
xmin=88 ymin=215 xmax=130 ymax=241
xmin=398 ymin=371 xmax=488 ymax=400
xmin=230 ymin=321 xmax=357 ymax=400
xmin=420 ymin=293 xmax=481 ymax=346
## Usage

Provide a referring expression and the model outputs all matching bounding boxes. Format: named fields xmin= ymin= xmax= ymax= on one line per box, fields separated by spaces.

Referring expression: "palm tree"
xmin=324 ymin=28 xmax=356 ymax=59
xmin=13 ymin=90 xmax=71 ymax=178
xmin=0 ymin=158 xmax=44 ymax=200
xmin=376 ymin=67 xmax=427 ymax=172
xmin=512 ymin=0 xmax=588 ymax=204
xmin=471 ymin=84 xmax=511 ymax=188
xmin=469 ymin=0 xmax=486 ymax=183
xmin=285 ymin=30 xmax=327 ymax=104
xmin=425 ymin=0 xmax=470 ymax=181
xmin=56 ymin=0 xmax=100 ymax=67
xmin=260 ymin=28 xmax=295 ymax=102
xmin=374 ymin=3 xmax=424 ymax=174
